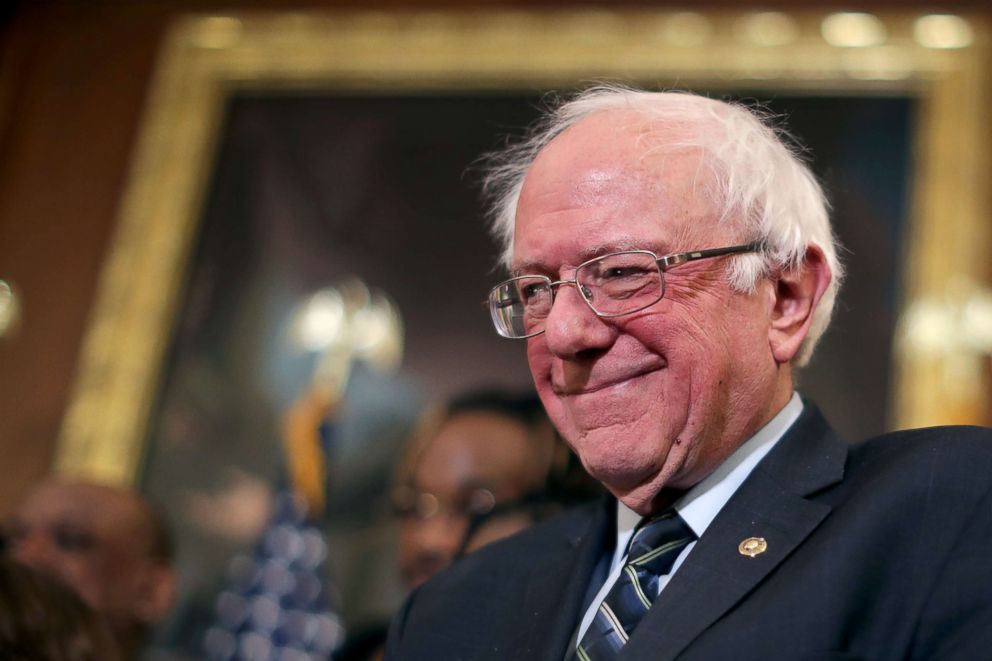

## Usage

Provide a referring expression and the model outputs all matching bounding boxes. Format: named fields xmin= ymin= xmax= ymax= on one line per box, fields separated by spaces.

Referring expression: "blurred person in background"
xmin=334 ymin=389 xmax=599 ymax=661
xmin=0 ymin=556 xmax=121 ymax=660
xmin=392 ymin=388 xmax=599 ymax=591
xmin=3 ymin=479 xmax=176 ymax=660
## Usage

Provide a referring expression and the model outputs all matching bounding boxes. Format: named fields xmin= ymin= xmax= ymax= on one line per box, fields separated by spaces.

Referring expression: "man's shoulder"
xmin=434 ymin=498 xmax=605 ymax=586
xmin=849 ymin=424 xmax=992 ymax=468
xmin=386 ymin=499 xmax=607 ymax=657
xmin=836 ymin=424 xmax=992 ymax=508
xmin=401 ymin=498 xmax=605 ymax=613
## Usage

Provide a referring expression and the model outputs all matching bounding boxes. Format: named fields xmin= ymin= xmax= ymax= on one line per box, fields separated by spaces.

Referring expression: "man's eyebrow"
xmin=512 ymin=240 xmax=673 ymax=275
xmin=511 ymin=259 xmax=553 ymax=276
xmin=574 ymin=240 xmax=666 ymax=261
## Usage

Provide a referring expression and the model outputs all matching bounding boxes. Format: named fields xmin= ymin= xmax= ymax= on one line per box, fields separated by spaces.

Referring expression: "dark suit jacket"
xmin=385 ymin=404 xmax=992 ymax=660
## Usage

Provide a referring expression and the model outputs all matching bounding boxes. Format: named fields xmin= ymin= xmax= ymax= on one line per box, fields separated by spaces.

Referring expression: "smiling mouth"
xmin=553 ymin=365 xmax=664 ymax=396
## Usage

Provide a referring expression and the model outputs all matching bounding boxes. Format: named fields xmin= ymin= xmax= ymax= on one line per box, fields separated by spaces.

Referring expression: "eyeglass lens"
xmin=490 ymin=251 xmax=664 ymax=338
xmin=393 ymin=487 xmax=497 ymax=521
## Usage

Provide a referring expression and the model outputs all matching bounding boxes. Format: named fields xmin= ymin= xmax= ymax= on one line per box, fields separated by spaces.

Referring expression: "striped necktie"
xmin=574 ymin=510 xmax=696 ymax=661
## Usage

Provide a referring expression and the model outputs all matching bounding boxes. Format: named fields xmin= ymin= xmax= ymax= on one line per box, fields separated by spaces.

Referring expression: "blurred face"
xmin=4 ymin=481 xmax=167 ymax=640
xmin=514 ymin=111 xmax=789 ymax=515
xmin=397 ymin=412 xmax=544 ymax=588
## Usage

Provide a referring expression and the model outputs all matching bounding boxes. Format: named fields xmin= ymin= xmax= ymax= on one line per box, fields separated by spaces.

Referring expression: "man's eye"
xmin=603 ymin=266 xmax=649 ymax=279
xmin=519 ymin=282 xmax=547 ymax=302
xmin=53 ymin=525 xmax=95 ymax=552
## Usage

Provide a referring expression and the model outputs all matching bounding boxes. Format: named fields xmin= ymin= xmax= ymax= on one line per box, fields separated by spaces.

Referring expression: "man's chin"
xmin=580 ymin=450 xmax=681 ymax=515
xmin=584 ymin=460 xmax=658 ymax=501
xmin=594 ymin=476 xmax=657 ymax=514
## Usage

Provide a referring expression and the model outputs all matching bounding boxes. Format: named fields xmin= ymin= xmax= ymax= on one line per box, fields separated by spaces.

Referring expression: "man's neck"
xmin=619 ymin=391 xmax=804 ymax=534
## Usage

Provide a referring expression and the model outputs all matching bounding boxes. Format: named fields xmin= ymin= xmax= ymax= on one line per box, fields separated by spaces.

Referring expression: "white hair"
xmin=482 ymin=86 xmax=843 ymax=366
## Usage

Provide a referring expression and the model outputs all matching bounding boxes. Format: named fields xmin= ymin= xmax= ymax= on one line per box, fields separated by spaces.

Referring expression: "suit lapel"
xmin=621 ymin=404 xmax=848 ymax=660
xmin=518 ymin=496 xmax=613 ymax=661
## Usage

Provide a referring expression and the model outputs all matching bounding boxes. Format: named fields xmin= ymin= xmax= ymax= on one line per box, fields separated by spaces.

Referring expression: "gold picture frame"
xmin=55 ymin=9 xmax=991 ymax=486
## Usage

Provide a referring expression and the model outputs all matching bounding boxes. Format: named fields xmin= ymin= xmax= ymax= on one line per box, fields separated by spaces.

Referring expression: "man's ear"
xmin=768 ymin=244 xmax=832 ymax=365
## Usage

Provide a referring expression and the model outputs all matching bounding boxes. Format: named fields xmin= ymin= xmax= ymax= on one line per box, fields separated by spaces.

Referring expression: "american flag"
xmin=203 ymin=423 xmax=344 ymax=661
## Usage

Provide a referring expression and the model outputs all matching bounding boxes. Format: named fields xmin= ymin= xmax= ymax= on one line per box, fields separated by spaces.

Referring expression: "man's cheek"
xmin=526 ymin=345 xmax=554 ymax=384
xmin=536 ymin=394 xmax=575 ymax=443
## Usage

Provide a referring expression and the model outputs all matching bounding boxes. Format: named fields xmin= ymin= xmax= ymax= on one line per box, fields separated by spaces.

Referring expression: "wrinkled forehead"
xmin=527 ymin=108 xmax=705 ymax=184
xmin=514 ymin=111 xmax=727 ymax=259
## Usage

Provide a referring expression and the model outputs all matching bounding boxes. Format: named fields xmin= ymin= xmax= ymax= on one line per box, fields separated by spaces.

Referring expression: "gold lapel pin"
xmin=739 ymin=537 xmax=768 ymax=557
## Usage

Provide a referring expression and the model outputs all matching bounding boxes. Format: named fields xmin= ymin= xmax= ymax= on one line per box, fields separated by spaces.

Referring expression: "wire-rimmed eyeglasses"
xmin=488 ymin=243 xmax=764 ymax=339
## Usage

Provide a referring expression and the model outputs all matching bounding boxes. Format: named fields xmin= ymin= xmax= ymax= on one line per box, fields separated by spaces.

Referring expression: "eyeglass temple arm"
xmin=657 ymin=242 xmax=765 ymax=270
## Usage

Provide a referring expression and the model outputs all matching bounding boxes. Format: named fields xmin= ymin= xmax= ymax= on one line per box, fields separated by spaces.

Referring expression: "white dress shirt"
xmin=573 ymin=392 xmax=804 ymax=646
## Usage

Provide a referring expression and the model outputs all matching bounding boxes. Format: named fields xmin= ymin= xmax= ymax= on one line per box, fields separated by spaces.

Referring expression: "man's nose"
xmin=542 ymin=283 xmax=615 ymax=358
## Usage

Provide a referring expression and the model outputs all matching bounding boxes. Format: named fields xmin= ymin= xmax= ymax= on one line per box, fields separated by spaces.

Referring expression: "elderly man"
xmin=384 ymin=88 xmax=992 ymax=660
xmin=3 ymin=479 xmax=176 ymax=659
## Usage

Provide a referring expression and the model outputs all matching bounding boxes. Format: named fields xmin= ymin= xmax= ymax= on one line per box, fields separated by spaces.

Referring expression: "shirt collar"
xmin=616 ymin=392 xmax=803 ymax=541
